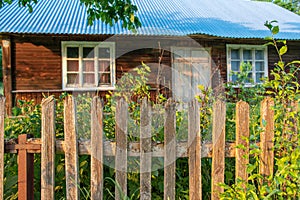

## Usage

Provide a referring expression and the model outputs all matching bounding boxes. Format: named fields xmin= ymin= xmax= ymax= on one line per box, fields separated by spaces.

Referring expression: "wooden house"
xmin=0 ymin=0 xmax=300 ymax=113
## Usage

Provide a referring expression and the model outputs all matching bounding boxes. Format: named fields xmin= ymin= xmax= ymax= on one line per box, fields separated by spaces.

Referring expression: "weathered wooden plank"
xmin=260 ymin=97 xmax=274 ymax=180
xmin=5 ymin=139 xmax=238 ymax=158
xmin=188 ymin=99 xmax=202 ymax=200
xmin=1 ymin=39 xmax=12 ymax=115
xmin=164 ymin=99 xmax=176 ymax=200
xmin=140 ymin=98 xmax=152 ymax=200
xmin=235 ymin=101 xmax=249 ymax=189
xmin=64 ymin=96 xmax=80 ymax=200
xmin=211 ymin=100 xmax=226 ymax=200
xmin=91 ymin=97 xmax=104 ymax=200
xmin=115 ymin=98 xmax=128 ymax=199
xmin=41 ymin=96 xmax=56 ymax=200
xmin=0 ymin=97 xmax=5 ymax=199
xmin=18 ymin=134 xmax=34 ymax=200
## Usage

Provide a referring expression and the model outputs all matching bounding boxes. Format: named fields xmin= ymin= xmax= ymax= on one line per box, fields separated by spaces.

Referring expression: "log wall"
xmin=3 ymin=34 xmax=300 ymax=106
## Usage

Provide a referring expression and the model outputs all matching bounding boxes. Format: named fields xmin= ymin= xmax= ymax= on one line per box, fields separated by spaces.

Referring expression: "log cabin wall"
xmin=7 ymin=34 xmax=300 ymax=107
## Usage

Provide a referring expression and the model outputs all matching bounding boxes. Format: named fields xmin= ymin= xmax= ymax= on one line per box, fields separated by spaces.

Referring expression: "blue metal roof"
xmin=0 ymin=0 xmax=300 ymax=39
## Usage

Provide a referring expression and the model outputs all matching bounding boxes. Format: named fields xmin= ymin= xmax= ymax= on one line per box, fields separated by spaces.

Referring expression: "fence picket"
xmin=41 ymin=97 xmax=56 ymax=200
xmin=164 ymin=99 xmax=176 ymax=200
xmin=235 ymin=101 xmax=249 ymax=188
xmin=211 ymin=100 xmax=226 ymax=200
xmin=188 ymin=99 xmax=202 ymax=200
xmin=91 ymin=97 xmax=104 ymax=200
xmin=140 ymin=98 xmax=152 ymax=200
xmin=3 ymin=96 xmax=297 ymax=199
xmin=260 ymin=97 xmax=274 ymax=180
xmin=0 ymin=97 xmax=5 ymax=199
xmin=18 ymin=134 xmax=34 ymax=200
xmin=64 ymin=96 xmax=79 ymax=200
xmin=115 ymin=98 xmax=128 ymax=199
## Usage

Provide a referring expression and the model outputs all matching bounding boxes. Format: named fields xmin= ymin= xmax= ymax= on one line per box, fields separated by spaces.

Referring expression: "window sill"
xmin=227 ymin=83 xmax=264 ymax=88
xmin=63 ymin=87 xmax=115 ymax=91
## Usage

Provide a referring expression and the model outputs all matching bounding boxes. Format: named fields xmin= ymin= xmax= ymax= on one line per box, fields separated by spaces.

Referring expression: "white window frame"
xmin=171 ymin=46 xmax=211 ymax=102
xmin=226 ymin=44 xmax=268 ymax=86
xmin=62 ymin=41 xmax=116 ymax=91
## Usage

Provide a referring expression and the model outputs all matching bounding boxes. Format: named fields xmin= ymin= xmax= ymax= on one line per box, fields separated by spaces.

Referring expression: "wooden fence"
xmin=0 ymin=96 xmax=277 ymax=200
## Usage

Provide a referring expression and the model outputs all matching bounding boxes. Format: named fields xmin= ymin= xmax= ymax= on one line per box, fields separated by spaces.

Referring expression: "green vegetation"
xmin=220 ymin=21 xmax=300 ymax=199
xmin=256 ymin=0 xmax=300 ymax=15
xmin=2 ymin=22 xmax=300 ymax=199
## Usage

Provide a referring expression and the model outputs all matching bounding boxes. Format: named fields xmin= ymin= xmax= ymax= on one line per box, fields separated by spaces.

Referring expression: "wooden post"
xmin=188 ymin=99 xmax=202 ymax=200
xmin=140 ymin=98 xmax=152 ymax=200
xmin=115 ymin=98 xmax=128 ymax=199
xmin=18 ymin=134 xmax=34 ymax=200
xmin=64 ymin=96 xmax=79 ymax=200
xmin=0 ymin=97 xmax=5 ymax=199
xmin=41 ymin=96 xmax=56 ymax=200
xmin=91 ymin=97 xmax=104 ymax=200
xmin=1 ymin=39 xmax=12 ymax=115
xmin=164 ymin=99 xmax=176 ymax=200
xmin=260 ymin=97 xmax=274 ymax=180
xmin=211 ymin=100 xmax=226 ymax=200
xmin=235 ymin=101 xmax=249 ymax=188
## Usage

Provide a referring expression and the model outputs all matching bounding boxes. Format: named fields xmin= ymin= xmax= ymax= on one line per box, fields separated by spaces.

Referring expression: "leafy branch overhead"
xmin=0 ymin=0 xmax=141 ymax=31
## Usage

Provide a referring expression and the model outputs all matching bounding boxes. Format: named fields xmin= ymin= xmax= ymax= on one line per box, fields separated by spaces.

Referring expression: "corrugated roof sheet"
xmin=0 ymin=0 xmax=300 ymax=39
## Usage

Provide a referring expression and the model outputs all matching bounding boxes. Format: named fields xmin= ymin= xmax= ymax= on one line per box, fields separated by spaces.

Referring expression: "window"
xmin=172 ymin=47 xmax=211 ymax=102
xmin=227 ymin=44 xmax=268 ymax=85
xmin=62 ymin=42 xmax=115 ymax=90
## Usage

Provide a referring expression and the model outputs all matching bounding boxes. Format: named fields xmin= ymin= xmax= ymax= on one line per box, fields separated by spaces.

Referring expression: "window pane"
xmin=231 ymin=74 xmax=238 ymax=82
xmin=256 ymin=73 xmax=264 ymax=83
xmin=174 ymin=50 xmax=185 ymax=60
xmin=99 ymin=61 xmax=111 ymax=72
xmin=98 ymin=48 xmax=110 ymax=58
xmin=67 ymin=74 xmax=79 ymax=85
xmin=67 ymin=47 xmax=79 ymax=58
xmin=255 ymin=50 xmax=264 ymax=60
xmin=255 ymin=62 xmax=264 ymax=71
xmin=83 ymin=61 xmax=94 ymax=72
xmin=98 ymin=73 xmax=111 ymax=85
xmin=231 ymin=49 xmax=240 ymax=59
xmin=231 ymin=61 xmax=240 ymax=71
xmin=83 ymin=74 xmax=95 ymax=85
xmin=246 ymin=72 xmax=252 ymax=83
xmin=67 ymin=60 xmax=79 ymax=71
xmin=243 ymin=50 xmax=252 ymax=60
xmin=83 ymin=47 xmax=94 ymax=58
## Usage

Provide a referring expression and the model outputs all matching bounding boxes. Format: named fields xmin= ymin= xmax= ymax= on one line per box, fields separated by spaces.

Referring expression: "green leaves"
xmin=222 ymin=21 xmax=300 ymax=200
xmin=264 ymin=20 xmax=279 ymax=34
xmin=81 ymin=0 xmax=141 ymax=31
xmin=0 ymin=0 xmax=37 ymax=12
xmin=279 ymin=45 xmax=287 ymax=55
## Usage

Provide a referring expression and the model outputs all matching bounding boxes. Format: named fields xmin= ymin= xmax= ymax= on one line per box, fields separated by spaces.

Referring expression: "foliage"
xmin=256 ymin=0 xmax=300 ymax=15
xmin=0 ymin=0 xmax=141 ymax=31
xmin=220 ymin=21 xmax=300 ymax=199
xmin=273 ymin=0 xmax=300 ymax=15
xmin=2 ymin=22 xmax=300 ymax=199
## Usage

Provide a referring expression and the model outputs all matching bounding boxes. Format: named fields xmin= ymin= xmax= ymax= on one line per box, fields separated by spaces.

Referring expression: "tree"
xmin=256 ymin=0 xmax=300 ymax=15
xmin=0 ymin=0 xmax=141 ymax=30
xmin=274 ymin=0 xmax=300 ymax=14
